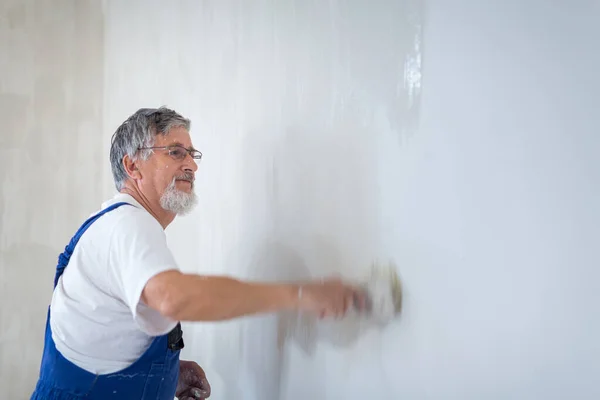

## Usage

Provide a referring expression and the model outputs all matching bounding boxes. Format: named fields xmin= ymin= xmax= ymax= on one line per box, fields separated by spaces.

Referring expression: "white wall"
xmin=392 ymin=2 xmax=600 ymax=398
xmin=2 ymin=1 xmax=599 ymax=399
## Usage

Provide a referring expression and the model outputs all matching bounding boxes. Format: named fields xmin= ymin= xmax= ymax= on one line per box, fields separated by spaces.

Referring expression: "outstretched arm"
xmin=142 ymin=270 xmax=365 ymax=322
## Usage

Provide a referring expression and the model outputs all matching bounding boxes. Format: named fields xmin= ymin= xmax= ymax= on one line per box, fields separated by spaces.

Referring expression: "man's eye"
xmin=169 ymin=148 xmax=186 ymax=158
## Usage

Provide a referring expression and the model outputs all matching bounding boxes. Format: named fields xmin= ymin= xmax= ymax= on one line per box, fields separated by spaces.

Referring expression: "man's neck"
xmin=119 ymin=186 xmax=175 ymax=229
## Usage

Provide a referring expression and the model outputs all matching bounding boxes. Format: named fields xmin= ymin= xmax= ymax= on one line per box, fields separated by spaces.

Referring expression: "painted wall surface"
xmin=0 ymin=1 xmax=104 ymax=398
xmin=2 ymin=1 xmax=599 ymax=399
xmin=103 ymin=1 xmax=600 ymax=399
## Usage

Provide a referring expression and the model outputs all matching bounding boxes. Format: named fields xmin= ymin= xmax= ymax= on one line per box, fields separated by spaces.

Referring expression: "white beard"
xmin=160 ymin=177 xmax=197 ymax=215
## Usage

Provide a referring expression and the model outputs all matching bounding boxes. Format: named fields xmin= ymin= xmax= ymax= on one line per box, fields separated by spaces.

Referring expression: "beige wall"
xmin=0 ymin=1 xmax=104 ymax=398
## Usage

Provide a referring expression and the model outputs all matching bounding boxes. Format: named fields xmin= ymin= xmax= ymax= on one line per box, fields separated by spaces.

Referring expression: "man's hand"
xmin=298 ymin=277 xmax=368 ymax=319
xmin=176 ymin=360 xmax=211 ymax=399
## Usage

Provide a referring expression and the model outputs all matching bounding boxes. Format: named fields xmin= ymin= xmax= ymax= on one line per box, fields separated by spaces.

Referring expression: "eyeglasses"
xmin=139 ymin=145 xmax=202 ymax=161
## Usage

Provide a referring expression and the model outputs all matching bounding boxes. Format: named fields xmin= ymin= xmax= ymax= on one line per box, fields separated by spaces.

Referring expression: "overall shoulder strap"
xmin=53 ymin=202 xmax=133 ymax=288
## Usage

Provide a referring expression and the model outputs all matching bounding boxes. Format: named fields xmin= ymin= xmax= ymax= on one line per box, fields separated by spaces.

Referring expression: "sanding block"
xmin=278 ymin=260 xmax=403 ymax=353
xmin=354 ymin=260 xmax=403 ymax=325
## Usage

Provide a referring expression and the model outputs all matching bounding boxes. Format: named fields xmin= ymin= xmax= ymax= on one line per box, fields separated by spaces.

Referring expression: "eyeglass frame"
xmin=138 ymin=144 xmax=203 ymax=161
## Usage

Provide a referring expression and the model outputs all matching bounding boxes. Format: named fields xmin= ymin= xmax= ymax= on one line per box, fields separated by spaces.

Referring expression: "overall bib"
xmin=31 ymin=202 xmax=184 ymax=400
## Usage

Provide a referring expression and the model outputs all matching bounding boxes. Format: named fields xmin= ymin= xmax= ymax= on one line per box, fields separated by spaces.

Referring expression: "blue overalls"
xmin=31 ymin=202 xmax=185 ymax=400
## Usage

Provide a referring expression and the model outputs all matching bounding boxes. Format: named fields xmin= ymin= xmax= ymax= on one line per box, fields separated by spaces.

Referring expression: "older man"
xmin=31 ymin=107 xmax=366 ymax=400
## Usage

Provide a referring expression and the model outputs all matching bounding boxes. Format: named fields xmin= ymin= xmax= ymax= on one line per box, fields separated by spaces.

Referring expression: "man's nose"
xmin=183 ymin=153 xmax=199 ymax=172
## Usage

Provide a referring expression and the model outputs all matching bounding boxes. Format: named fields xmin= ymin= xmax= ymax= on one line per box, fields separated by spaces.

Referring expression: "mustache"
xmin=174 ymin=172 xmax=195 ymax=183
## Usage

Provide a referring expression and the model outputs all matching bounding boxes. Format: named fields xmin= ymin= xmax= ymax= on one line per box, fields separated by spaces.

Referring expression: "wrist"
xmin=280 ymin=283 xmax=301 ymax=310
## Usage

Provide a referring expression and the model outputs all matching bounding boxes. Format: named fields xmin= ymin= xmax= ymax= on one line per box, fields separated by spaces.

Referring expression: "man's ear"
xmin=123 ymin=154 xmax=142 ymax=180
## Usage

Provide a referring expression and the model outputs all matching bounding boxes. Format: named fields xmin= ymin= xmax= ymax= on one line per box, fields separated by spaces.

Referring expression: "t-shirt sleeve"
xmin=108 ymin=211 xmax=180 ymax=336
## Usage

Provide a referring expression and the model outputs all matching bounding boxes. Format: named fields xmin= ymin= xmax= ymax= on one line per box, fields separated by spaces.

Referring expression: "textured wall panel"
xmin=0 ymin=1 xmax=104 ymax=398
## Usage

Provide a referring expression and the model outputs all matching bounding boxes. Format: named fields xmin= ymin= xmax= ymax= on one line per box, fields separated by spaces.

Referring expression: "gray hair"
xmin=109 ymin=107 xmax=191 ymax=190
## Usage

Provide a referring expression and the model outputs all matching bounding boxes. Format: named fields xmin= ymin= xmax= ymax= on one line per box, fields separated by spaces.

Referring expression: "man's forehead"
xmin=156 ymin=127 xmax=195 ymax=148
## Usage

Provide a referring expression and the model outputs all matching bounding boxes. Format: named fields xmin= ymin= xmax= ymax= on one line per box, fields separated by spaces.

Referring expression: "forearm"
xmin=143 ymin=270 xmax=299 ymax=322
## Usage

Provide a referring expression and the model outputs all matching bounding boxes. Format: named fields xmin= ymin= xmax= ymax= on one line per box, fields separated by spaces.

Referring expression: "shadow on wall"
xmin=240 ymin=241 xmax=311 ymax=400
xmin=242 ymin=230 xmax=399 ymax=399
xmin=270 ymin=118 xmax=383 ymax=338
xmin=231 ymin=115 xmax=387 ymax=398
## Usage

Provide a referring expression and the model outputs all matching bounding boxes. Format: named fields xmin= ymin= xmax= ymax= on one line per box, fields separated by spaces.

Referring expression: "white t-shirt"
xmin=50 ymin=193 xmax=180 ymax=374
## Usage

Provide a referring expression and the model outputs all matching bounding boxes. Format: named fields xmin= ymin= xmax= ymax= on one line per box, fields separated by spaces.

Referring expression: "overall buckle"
xmin=167 ymin=323 xmax=185 ymax=351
